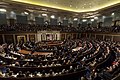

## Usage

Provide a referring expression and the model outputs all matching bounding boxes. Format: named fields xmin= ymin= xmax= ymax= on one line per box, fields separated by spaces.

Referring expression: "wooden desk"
xmin=18 ymin=50 xmax=53 ymax=56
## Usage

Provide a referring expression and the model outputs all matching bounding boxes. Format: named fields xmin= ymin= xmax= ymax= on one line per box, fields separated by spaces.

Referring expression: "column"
xmin=2 ymin=34 xmax=5 ymax=43
xmin=13 ymin=34 xmax=16 ymax=44
xmin=65 ymin=33 xmax=67 ymax=40
xmin=27 ymin=34 xmax=29 ymax=41
xmin=35 ymin=33 xmax=37 ymax=42
xmin=57 ymin=33 xmax=60 ymax=40
xmin=111 ymin=35 xmax=113 ymax=41
xmin=103 ymin=35 xmax=105 ymax=40
xmin=79 ymin=33 xmax=81 ymax=38
xmin=56 ymin=34 xmax=58 ymax=40
xmin=45 ymin=33 xmax=46 ymax=41
xmin=77 ymin=33 xmax=79 ymax=39
xmin=95 ymin=34 xmax=96 ymax=39
xmin=41 ymin=34 xmax=42 ymax=41
xmin=72 ymin=34 xmax=74 ymax=39
xmin=89 ymin=34 xmax=91 ymax=38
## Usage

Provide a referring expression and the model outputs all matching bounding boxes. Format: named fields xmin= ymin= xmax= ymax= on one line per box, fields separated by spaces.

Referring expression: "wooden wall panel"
xmin=96 ymin=35 xmax=103 ymax=40
xmin=104 ymin=35 xmax=112 ymax=41
xmin=113 ymin=36 xmax=120 ymax=42
xmin=4 ymin=35 xmax=14 ymax=44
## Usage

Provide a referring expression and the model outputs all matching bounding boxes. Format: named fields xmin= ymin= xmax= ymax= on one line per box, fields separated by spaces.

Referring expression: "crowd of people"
xmin=0 ymin=23 xmax=119 ymax=33
xmin=0 ymin=39 xmax=119 ymax=80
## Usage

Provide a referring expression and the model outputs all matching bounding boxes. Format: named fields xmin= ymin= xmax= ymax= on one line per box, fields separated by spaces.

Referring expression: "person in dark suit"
xmin=17 ymin=71 xmax=25 ymax=78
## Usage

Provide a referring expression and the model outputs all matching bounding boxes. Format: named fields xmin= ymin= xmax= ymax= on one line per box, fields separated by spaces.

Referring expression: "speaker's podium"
xmin=37 ymin=31 xmax=61 ymax=41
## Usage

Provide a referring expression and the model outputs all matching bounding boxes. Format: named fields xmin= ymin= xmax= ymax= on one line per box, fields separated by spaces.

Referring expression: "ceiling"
xmin=10 ymin=0 xmax=120 ymax=12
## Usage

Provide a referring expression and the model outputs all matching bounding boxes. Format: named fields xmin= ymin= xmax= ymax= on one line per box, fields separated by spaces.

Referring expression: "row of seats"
xmin=0 ymin=39 xmax=119 ymax=80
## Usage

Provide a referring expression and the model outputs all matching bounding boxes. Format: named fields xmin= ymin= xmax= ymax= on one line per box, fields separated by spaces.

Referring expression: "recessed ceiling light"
xmin=74 ymin=18 xmax=78 ymax=21
xmin=0 ymin=8 xmax=6 ymax=12
xmin=51 ymin=15 xmax=55 ymax=19
xmin=94 ymin=17 xmax=98 ymax=19
xmin=91 ymin=19 xmax=94 ymax=21
xmin=42 ymin=13 xmax=47 ymax=16
xmin=82 ymin=19 xmax=87 ymax=22
xmin=111 ymin=13 xmax=114 ymax=16
xmin=24 ymin=12 xmax=29 ymax=15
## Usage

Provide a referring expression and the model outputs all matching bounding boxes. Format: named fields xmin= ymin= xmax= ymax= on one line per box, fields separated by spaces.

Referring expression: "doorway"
xmin=17 ymin=36 xmax=26 ymax=44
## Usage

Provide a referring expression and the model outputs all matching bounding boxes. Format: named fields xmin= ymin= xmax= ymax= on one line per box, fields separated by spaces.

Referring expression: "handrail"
xmin=94 ymin=51 xmax=112 ymax=71
xmin=0 ymin=67 xmax=87 ymax=80
xmin=6 ymin=63 xmax=77 ymax=73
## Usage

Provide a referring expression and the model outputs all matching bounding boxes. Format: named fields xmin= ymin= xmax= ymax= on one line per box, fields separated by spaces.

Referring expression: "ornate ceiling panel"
xmin=11 ymin=0 xmax=120 ymax=12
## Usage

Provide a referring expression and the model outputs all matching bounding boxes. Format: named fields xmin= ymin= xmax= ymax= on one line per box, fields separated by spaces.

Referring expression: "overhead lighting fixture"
xmin=42 ymin=13 xmax=47 ymax=16
xmin=0 ymin=9 xmax=6 ymax=12
xmin=51 ymin=15 xmax=55 ymax=19
xmin=91 ymin=19 xmax=94 ymax=21
xmin=82 ymin=19 xmax=87 ymax=22
xmin=94 ymin=17 xmax=98 ymax=19
xmin=70 ymin=5 xmax=72 ymax=7
xmin=111 ymin=13 xmax=114 ymax=16
xmin=74 ymin=18 xmax=78 ymax=21
xmin=24 ymin=12 xmax=29 ymax=15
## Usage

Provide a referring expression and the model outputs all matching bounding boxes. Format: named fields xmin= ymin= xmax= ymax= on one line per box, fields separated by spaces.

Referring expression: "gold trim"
xmin=17 ymin=36 xmax=26 ymax=43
